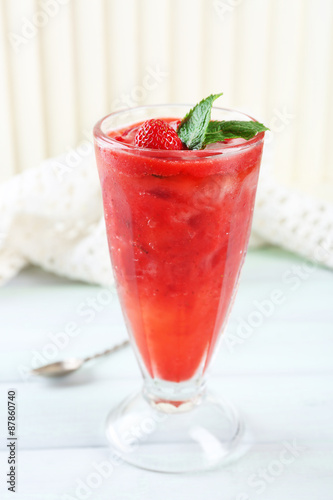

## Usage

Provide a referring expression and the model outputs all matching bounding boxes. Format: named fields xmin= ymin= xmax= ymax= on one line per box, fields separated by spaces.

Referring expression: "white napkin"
xmin=253 ymin=175 xmax=333 ymax=268
xmin=0 ymin=148 xmax=113 ymax=286
xmin=1 ymin=144 xmax=332 ymax=286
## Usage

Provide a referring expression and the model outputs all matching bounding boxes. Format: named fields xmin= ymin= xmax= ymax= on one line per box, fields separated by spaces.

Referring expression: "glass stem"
xmin=142 ymin=377 xmax=207 ymax=412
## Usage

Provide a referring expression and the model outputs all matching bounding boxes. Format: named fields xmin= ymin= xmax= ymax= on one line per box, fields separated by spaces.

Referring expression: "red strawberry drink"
xmin=94 ymin=99 xmax=266 ymax=388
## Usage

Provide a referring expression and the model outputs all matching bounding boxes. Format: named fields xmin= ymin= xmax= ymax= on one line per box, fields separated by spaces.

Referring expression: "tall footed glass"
xmin=94 ymin=105 xmax=265 ymax=472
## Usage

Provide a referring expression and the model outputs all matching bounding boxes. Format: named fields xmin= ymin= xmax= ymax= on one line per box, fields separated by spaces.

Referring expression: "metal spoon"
xmin=30 ymin=340 xmax=130 ymax=378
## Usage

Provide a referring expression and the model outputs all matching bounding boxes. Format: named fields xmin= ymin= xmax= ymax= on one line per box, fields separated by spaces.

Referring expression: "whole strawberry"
xmin=135 ymin=119 xmax=184 ymax=150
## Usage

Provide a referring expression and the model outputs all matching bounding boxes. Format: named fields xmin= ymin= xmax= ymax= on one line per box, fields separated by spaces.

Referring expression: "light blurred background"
xmin=0 ymin=0 xmax=332 ymax=200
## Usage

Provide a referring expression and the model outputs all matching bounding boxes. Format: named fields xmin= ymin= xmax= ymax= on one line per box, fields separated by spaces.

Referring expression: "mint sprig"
xmin=177 ymin=94 xmax=268 ymax=150
xmin=204 ymin=120 xmax=269 ymax=145
xmin=177 ymin=93 xmax=222 ymax=150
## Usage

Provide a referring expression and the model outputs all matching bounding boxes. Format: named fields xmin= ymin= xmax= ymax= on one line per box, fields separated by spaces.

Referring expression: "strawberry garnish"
xmin=135 ymin=119 xmax=184 ymax=150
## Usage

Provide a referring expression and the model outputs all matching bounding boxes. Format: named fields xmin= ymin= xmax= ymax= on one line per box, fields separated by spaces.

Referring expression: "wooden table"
xmin=1 ymin=247 xmax=332 ymax=499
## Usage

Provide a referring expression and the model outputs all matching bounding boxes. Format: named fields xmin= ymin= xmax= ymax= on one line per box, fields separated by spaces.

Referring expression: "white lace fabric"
xmin=0 ymin=145 xmax=332 ymax=287
xmin=253 ymin=175 xmax=333 ymax=268
xmin=0 ymin=151 xmax=113 ymax=286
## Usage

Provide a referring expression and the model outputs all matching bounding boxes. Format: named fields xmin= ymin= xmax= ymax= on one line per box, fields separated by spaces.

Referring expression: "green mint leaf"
xmin=177 ymin=93 xmax=222 ymax=150
xmin=204 ymin=120 xmax=269 ymax=145
xmin=177 ymin=93 xmax=269 ymax=149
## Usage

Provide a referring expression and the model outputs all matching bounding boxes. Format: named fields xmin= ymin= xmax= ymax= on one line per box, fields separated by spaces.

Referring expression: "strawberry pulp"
xmin=95 ymin=120 xmax=264 ymax=383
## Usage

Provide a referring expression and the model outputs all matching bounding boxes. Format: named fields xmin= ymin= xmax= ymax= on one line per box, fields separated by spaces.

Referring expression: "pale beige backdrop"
xmin=0 ymin=0 xmax=332 ymax=200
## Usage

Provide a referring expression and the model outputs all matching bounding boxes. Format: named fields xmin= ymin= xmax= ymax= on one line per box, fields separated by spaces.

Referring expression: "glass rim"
xmin=93 ymin=104 xmax=265 ymax=158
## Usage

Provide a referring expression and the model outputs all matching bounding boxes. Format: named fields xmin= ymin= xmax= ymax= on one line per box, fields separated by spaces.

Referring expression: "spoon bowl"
xmin=31 ymin=358 xmax=84 ymax=377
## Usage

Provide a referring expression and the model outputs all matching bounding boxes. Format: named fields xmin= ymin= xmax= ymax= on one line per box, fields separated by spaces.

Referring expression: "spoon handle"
xmin=82 ymin=340 xmax=130 ymax=363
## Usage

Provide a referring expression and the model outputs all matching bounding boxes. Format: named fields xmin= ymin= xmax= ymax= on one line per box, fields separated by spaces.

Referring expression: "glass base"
xmin=105 ymin=389 xmax=243 ymax=472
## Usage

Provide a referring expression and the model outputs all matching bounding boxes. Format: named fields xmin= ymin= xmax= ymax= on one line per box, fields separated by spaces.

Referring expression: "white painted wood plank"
xmin=2 ymin=314 xmax=333 ymax=382
xmin=294 ymin=0 xmax=333 ymax=191
xmin=106 ymin=0 xmax=139 ymax=110
xmin=39 ymin=0 xmax=78 ymax=156
xmin=201 ymin=0 xmax=237 ymax=105
xmin=137 ymin=0 xmax=170 ymax=105
xmin=168 ymin=0 xmax=204 ymax=103
xmin=323 ymin=5 xmax=333 ymax=184
xmin=71 ymin=0 xmax=108 ymax=139
xmin=2 ymin=310 xmax=333 ymax=381
xmin=1 ymin=317 xmax=332 ymax=383
xmin=264 ymin=0 xmax=304 ymax=186
xmin=4 ymin=0 xmax=46 ymax=172
xmin=0 ymin=446 xmax=332 ymax=500
xmin=0 ymin=373 xmax=332 ymax=452
xmin=232 ymin=0 xmax=271 ymax=119
xmin=0 ymin=0 xmax=16 ymax=180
